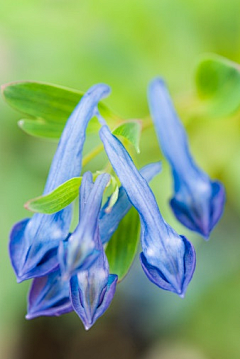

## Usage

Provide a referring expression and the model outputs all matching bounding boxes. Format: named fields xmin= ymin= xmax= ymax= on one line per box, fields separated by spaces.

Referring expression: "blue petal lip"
xmin=70 ymin=273 xmax=118 ymax=330
xmin=140 ymin=235 xmax=196 ymax=297
xmin=26 ymin=301 xmax=72 ymax=319
xmin=170 ymin=180 xmax=226 ymax=239
xmin=86 ymin=274 xmax=118 ymax=330
xmin=9 ymin=218 xmax=30 ymax=282
xmin=26 ymin=269 xmax=73 ymax=319
xmin=148 ymin=77 xmax=226 ymax=238
xmin=210 ymin=181 xmax=226 ymax=230
xmin=9 ymin=217 xmax=60 ymax=282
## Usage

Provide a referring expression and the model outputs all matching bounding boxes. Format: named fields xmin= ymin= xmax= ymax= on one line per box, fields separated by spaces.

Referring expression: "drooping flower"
xmin=99 ymin=162 xmax=162 ymax=244
xmin=148 ymin=78 xmax=225 ymax=239
xmin=26 ymin=268 xmax=73 ymax=319
xmin=99 ymin=124 xmax=196 ymax=297
xmin=9 ymin=84 xmax=111 ymax=282
xmin=65 ymin=172 xmax=118 ymax=330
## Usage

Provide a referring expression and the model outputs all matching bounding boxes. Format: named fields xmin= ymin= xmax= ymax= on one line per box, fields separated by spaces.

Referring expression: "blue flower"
xmin=9 ymin=84 xmax=111 ymax=282
xmin=99 ymin=162 xmax=162 ymax=244
xmin=99 ymin=124 xmax=196 ymax=297
xmin=26 ymin=269 xmax=73 ymax=319
xmin=63 ymin=172 xmax=117 ymax=330
xmin=27 ymin=172 xmax=118 ymax=329
xmin=148 ymin=78 xmax=225 ymax=239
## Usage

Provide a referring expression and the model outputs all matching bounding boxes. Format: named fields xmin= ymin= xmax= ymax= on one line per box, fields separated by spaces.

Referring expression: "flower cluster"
xmin=9 ymin=79 xmax=225 ymax=330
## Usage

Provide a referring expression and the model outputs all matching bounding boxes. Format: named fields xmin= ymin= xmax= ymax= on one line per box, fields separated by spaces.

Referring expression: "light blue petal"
xmin=148 ymin=78 xmax=225 ymax=238
xmin=64 ymin=169 xmax=118 ymax=329
xmin=70 ymin=249 xmax=118 ymax=330
xmin=99 ymin=125 xmax=196 ymax=296
xmin=99 ymin=162 xmax=162 ymax=244
xmin=60 ymin=172 xmax=110 ymax=279
xmin=26 ymin=269 xmax=72 ymax=319
xmin=9 ymin=84 xmax=110 ymax=281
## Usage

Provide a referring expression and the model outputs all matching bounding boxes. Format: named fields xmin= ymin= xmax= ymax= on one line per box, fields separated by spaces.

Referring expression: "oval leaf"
xmin=1 ymin=81 xmax=120 ymax=139
xmin=196 ymin=54 xmax=240 ymax=116
xmin=106 ymin=207 xmax=141 ymax=281
xmin=113 ymin=120 xmax=142 ymax=153
xmin=25 ymin=177 xmax=82 ymax=214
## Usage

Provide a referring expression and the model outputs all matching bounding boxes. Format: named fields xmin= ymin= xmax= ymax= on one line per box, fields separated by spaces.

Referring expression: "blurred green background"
xmin=1 ymin=0 xmax=240 ymax=358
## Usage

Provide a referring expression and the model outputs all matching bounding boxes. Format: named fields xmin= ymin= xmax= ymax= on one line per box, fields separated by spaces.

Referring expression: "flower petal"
xmin=26 ymin=269 xmax=72 ymax=319
xmin=63 ymin=171 xmax=118 ymax=329
xmin=60 ymin=172 xmax=110 ymax=279
xmin=99 ymin=125 xmax=196 ymax=296
xmin=70 ymin=264 xmax=117 ymax=330
xmin=99 ymin=162 xmax=162 ymax=244
xmin=148 ymin=78 xmax=225 ymax=238
xmin=140 ymin=235 xmax=196 ymax=297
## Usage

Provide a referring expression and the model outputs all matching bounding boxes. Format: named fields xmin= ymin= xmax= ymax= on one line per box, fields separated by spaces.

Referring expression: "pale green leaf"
xmin=2 ymin=81 xmax=120 ymax=139
xmin=105 ymin=176 xmax=119 ymax=213
xmin=113 ymin=120 xmax=142 ymax=153
xmin=18 ymin=119 xmax=64 ymax=139
xmin=196 ymin=54 xmax=240 ymax=116
xmin=25 ymin=177 xmax=82 ymax=214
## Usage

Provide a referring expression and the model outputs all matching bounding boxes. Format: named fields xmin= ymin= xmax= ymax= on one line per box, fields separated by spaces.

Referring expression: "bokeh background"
xmin=1 ymin=0 xmax=240 ymax=358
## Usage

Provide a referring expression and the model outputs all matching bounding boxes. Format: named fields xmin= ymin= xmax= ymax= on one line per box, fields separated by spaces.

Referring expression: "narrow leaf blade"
xmin=106 ymin=207 xmax=141 ymax=281
xmin=25 ymin=177 xmax=82 ymax=214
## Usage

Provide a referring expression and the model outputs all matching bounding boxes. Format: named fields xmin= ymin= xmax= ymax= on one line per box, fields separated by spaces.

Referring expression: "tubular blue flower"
xmin=9 ymin=84 xmax=111 ymax=282
xmin=27 ymin=172 xmax=116 ymax=323
xmin=67 ymin=172 xmax=118 ymax=330
xmin=26 ymin=268 xmax=73 ymax=319
xmin=148 ymin=78 xmax=225 ymax=239
xmin=99 ymin=124 xmax=196 ymax=297
xmin=99 ymin=162 xmax=162 ymax=244
xmin=59 ymin=172 xmax=110 ymax=279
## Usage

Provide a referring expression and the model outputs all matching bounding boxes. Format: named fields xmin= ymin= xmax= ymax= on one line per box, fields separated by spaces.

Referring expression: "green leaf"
xmin=18 ymin=119 xmax=64 ymax=139
xmin=113 ymin=120 xmax=142 ymax=153
xmin=105 ymin=176 xmax=119 ymax=213
xmin=25 ymin=177 xmax=82 ymax=214
xmin=106 ymin=207 xmax=141 ymax=281
xmin=196 ymin=54 xmax=240 ymax=116
xmin=1 ymin=81 xmax=120 ymax=139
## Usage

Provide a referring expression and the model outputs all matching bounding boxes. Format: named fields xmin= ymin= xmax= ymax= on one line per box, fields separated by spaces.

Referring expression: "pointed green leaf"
xmin=1 ymin=81 xmax=120 ymax=139
xmin=113 ymin=120 xmax=142 ymax=153
xmin=106 ymin=207 xmax=141 ymax=281
xmin=105 ymin=176 xmax=119 ymax=214
xmin=196 ymin=54 xmax=240 ymax=116
xmin=25 ymin=177 xmax=82 ymax=214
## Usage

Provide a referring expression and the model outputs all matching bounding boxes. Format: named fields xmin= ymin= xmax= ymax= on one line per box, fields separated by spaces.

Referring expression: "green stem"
xmin=82 ymin=117 xmax=154 ymax=167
